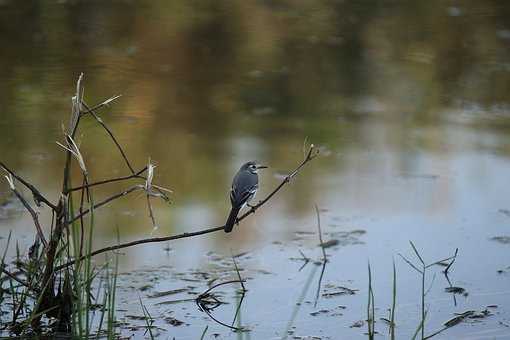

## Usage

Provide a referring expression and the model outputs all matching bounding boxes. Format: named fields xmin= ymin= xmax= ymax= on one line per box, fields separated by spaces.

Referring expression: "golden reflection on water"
xmin=1 ymin=1 xmax=510 ymax=256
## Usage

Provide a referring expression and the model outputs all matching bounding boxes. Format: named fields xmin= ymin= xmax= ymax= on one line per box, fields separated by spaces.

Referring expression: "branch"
xmin=55 ymin=225 xmax=225 ymax=271
xmin=1 ymin=267 xmax=40 ymax=293
xmin=66 ymin=166 xmax=148 ymax=193
xmin=0 ymin=161 xmax=57 ymax=211
xmin=315 ymin=204 xmax=327 ymax=262
xmin=61 ymin=73 xmax=84 ymax=195
xmin=69 ymin=185 xmax=143 ymax=224
xmin=81 ymin=94 xmax=122 ymax=115
xmin=68 ymin=163 xmax=171 ymax=224
xmin=55 ymin=144 xmax=319 ymax=271
xmin=83 ymin=101 xmax=136 ymax=174
xmin=236 ymin=144 xmax=319 ymax=222
xmin=3 ymin=174 xmax=47 ymax=248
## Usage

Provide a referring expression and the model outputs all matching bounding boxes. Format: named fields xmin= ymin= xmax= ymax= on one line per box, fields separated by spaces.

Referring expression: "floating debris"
xmin=444 ymin=309 xmax=493 ymax=327
xmin=164 ymin=316 xmax=185 ymax=326
xmin=444 ymin=311 xmax=475 ymax=327
xmin=444 ymin=287 xmax=466 ymax=294
xmin=498 ymin=209 xmax=510 ymax=218
xmin=310 ymin=309 xmax=329 ymax=316
xmin=319 ymin=239 xmax=339 ymax=248
xmin=322 ymin=286 xmax=357 ymax=297
xmin=489 ymin=236 xmax=510 ymax=244
xmin=469 ymin=309 xmax=492 ymax=319
xmin=379 ymin=318 xmax=395 ymax=327
xmin=148 ymin=288 xmax=189 ymax=298
xmin=295 ymin=231 xmax=316 ymax=235
xmin=138 ymin=284 xmax=153 ymax=291
xmin=400 ymin=173 xmax=439 ymax=180
xmin=350 ymin=320 xmax=364 ymax=328
xmin=125 ymin=314 xmax=149 ymax=321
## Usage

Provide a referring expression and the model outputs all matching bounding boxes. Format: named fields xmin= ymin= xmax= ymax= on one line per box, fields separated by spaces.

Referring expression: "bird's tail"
xmin=224 ymin=206 xmax=241 ymax=233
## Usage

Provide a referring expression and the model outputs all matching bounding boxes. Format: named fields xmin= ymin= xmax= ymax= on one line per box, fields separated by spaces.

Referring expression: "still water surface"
xmin=1 ymin=1 xmax=510 ymax=338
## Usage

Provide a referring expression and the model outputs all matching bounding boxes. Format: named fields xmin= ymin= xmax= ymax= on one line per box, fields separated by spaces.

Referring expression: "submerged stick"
xmin=314 ymin=204 xmax=327 ymax=307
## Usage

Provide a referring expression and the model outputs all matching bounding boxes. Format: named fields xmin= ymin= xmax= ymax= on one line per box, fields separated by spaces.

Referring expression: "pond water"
xmin=1 ymin=1 xmax=510 ymax=339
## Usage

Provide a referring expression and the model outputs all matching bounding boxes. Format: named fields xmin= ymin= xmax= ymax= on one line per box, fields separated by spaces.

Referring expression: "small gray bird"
xmin=224 ymin=161 xmax=267 ymax=233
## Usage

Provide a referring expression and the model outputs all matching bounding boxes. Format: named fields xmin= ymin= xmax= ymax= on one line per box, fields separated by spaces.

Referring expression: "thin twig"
xmin=314 ymin=260 xmax=327 ymax=308
xmin=83 ymin=101 xmax=135 ymax=174
xmin=0 ymin=161 xmax=57 ymax=210
xmin=196 ymin=279 xmax=245 ymax=331
xmin=56 ymin=145 xmax=318 ymax=271
xmin=81 ymin=94 xmax=122 ymax=115
xmin=314 ymin=204 xmax=327 ymax=307
xmin=236 ymin=144 xmax=318 ymax=222
xmin=443 ymin=248 xmax=459 ymax=274
xmin=3 ymin=174 xmax=47 ymax=248
xmin=230 ymin=254 xmax=247 ymax=327
xmin=145 ymin=161 xmax=158 ymax=230
xmin=56 ymin=225 xmax=225 ymax=271
xmin=231 ymin=253 xmax=246 ymax=292
xmin=315 ymin=204 xmax=327 ymax=262
xmin=398 ymin=253 xmax=423 ymax=274
xmin=296 ymin=249 xmax=311 ymax=271
xmin=66 ymin=166 xmax=148 ymax=193
xmin=201 ymin=306 xmax=242 ymax=331
xmin=199 ymin=280 xmax=245 ymax=298
xmin=1 ymin=268 xmax=40 ymax=293
xmin=69 ymin=185 xmax=143 ymax=224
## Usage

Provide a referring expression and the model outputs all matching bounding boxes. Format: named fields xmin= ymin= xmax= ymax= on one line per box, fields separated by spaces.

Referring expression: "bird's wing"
xmin=231 ymin=183 xmax=258 ymax=207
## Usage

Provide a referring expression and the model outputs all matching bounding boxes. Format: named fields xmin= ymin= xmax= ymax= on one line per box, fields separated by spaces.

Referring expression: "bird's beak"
xmin=257 ymin=165 xmax=268 ymax=169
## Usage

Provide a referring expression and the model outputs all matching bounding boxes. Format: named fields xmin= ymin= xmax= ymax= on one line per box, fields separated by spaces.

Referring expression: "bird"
xmin=224 ymin=161 xmax=267 ymax=233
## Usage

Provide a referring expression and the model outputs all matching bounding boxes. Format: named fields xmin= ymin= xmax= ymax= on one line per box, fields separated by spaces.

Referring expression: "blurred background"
xmin=1 ymin=1 xmax=510 ymax=338
xmin=1 ymin=0 xmax=510 ymax=261
xmin=2 ymin=0 xmax=510 ymax=256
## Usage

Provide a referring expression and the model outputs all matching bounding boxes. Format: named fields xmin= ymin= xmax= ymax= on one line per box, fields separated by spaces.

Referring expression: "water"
xmin=1 ymin=1 xmax=510 ymax=338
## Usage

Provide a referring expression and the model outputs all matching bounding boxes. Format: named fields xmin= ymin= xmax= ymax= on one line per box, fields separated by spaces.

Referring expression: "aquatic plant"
xmin=0 ymin=74 xmax=318 ymax=336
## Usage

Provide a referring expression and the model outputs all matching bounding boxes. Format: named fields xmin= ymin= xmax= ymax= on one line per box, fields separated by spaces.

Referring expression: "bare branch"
xmin=0 ymin=161 xmax=57 ymax=210
xmin=315 ymin=204 xmax=327 ymax=262
xmin=398 ymin=253 xmax=423 ymax=274
xmin=314 ymin=204 xmax=327 ymax=308
xmin=69 ymin=185 xmax=143 ymax=224
xmin=1 ymin=267 xmax=40 ymax=293
xmin=81 ymin=94 xmax=122 ymax=115
xmin=66 ymin=166 xmax=148 ymax=193
xmin=3 ymin=174 xmax=47 ymax=248
xmin=236 ymin=144 xmax=319 ymax=222
xmin=82 ymin=101 xmax=135 ymax=174
xmin=55 ymin=145 xmax=318 ymax=271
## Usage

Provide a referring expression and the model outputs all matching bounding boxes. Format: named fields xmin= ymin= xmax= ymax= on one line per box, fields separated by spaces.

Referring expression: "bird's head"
xmin=241 ymin=161 xmax=268 ymax=174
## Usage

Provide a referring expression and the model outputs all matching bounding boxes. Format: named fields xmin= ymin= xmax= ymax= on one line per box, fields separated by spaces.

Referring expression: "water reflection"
xmin=1 ymin=1 xmax=510 ymax=338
